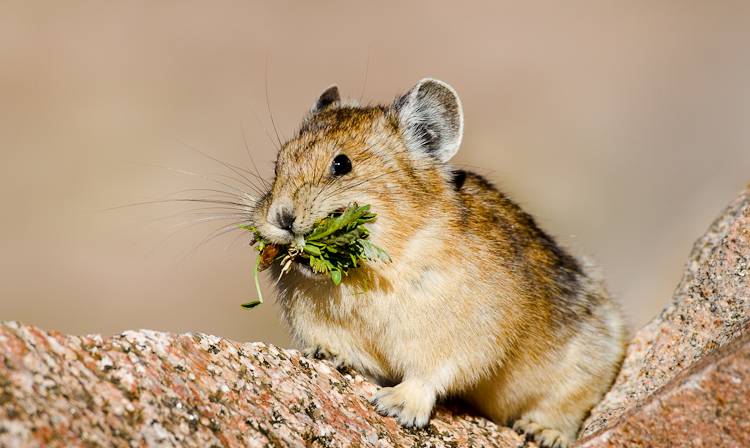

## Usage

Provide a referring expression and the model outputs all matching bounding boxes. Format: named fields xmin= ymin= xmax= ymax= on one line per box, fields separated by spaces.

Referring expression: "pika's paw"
xmin=370 ymin=381 xmax=435 ymax=428
xmin=513 ymin=418 xmax=570 ymax=448
xmin=302 ymin=345 xmax=349 ymax=371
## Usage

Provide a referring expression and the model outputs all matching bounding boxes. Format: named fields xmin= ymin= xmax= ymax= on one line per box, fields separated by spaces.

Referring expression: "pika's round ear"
xmin=392 ymin=78 xmax=464 ymax=162
xmin=311 ymin=85 xmax=340 ymax=112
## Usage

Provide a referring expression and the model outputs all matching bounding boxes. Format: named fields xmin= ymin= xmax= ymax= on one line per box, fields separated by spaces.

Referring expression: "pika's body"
xmin=251 ymin=79 xmax=626 ymax=448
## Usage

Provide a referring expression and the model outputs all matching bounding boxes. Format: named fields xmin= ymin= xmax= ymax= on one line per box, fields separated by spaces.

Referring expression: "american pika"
xmin=250 ymin=79 xmax=626 ymax=448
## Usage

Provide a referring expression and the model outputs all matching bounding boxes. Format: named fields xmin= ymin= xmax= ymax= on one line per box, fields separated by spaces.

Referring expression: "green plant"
xmin=240 ymin=204 xmax=390 ymax=309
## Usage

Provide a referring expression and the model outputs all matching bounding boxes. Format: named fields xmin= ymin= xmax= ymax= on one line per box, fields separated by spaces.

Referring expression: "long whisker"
xmin=264 ymin=58 xmax=284 ymax=148
xmin=180 ymin=220 xmax=252 ymax=261
xmin=178 ymin=141 xmax=267 ymax=195
xmin=248 ymin=106 xmax=281 ymax=152
xmin=163 ymin=187 xmax=255 ymax=202
xmin=124 ymin=161 xmax=260 ymax=198
xmin=359 ymin=47 xmax=371 ymax=102
xmin=166 ymin=215 xmax=250 ymax=230
xmin=204 ymin=172 xmax=265 ymax=197
xmin=104 ymin=198 xmax=254 ymax=212
xmin=145 ymin=215 xmax=251 ymax=258
xmin=147 ymin=210 xmax=251 ymax=225
xmin=225 ymin=225 xmax=253 ymax=251
xmin=241 ymin=123 xmax=270 ymax=190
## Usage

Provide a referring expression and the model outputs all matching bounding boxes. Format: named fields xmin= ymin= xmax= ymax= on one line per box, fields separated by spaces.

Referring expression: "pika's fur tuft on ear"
xmin=393 ymin=78 xmax=464 ymax=162
xmin=312 ymin=85 xmax=341 ymax=112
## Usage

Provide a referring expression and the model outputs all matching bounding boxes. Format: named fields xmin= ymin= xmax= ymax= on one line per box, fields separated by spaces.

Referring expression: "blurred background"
xmin=1 ymin=1 xmax=749 ymax=346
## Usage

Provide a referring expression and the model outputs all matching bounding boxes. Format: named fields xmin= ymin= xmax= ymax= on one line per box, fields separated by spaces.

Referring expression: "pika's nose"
xmin=274 ymin=208 xmax=296 ymax=231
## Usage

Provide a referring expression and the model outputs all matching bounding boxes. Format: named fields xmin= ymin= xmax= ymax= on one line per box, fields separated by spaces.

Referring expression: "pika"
xmin=250 ymin=79 xmax=626 ymax=448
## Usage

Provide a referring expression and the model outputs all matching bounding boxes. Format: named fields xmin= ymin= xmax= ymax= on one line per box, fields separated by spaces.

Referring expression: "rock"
xmin=0 ymin=322 xmax=530 ymax=448
xmin=577 ymin=332 xmax=750 ymax=447
xmin=579 ymin=186 xmax=750 ymax=445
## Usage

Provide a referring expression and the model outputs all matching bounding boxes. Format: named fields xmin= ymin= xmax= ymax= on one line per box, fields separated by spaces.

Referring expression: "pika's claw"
xmin=302 ymin=345 xmax=348 ymax=370
xmin=370 ymin=381 xmax=435 ymax=428
xmin=513 ymin=418 xmax=570 ymax=448
xmin=302 ymin=345 xmax=328 ymax=360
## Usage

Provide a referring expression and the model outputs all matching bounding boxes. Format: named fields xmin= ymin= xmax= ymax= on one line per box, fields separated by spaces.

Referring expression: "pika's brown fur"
xmin=250 ymin=80 xmax=626 ymax=448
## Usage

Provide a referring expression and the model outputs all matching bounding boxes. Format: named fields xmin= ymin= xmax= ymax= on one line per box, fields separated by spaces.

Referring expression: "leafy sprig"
xmin=240 ymin=204 xmax=390 ymax=309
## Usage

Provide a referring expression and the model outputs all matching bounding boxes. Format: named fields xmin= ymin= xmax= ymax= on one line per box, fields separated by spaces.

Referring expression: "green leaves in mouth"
xmin=240 ymin=203 xmax=390 ymax=309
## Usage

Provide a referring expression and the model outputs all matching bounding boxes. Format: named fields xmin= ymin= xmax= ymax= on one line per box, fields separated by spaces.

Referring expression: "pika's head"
xmin=252 ymin=79 xmax=464 ymax=258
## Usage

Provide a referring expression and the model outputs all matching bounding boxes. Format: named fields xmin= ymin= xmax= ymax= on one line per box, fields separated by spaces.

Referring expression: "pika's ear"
xmin=392 ymin=78 xmax=464 ymax=162
xmin=311 ymin=85 xmax=340 ymax=112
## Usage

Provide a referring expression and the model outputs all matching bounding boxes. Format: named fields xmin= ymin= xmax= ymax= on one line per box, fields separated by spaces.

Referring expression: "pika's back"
xmin=450 ymin=169 xmax=609 ymax=327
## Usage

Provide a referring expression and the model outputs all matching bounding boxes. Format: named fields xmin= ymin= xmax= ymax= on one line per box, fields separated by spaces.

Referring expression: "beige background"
xmin=1 ymin=1 xmax=749 ymax=347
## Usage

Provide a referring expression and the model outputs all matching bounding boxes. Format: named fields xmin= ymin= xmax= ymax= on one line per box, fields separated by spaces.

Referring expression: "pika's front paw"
xmin=302 ymin=345 xmax=349 ymax=371
xmin=513 ymin=418 xmax=570 ymax=448
xmin=370 ymin=381 xmax=435 ymax=428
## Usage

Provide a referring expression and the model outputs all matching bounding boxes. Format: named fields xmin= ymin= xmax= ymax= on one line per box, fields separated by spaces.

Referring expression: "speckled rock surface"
xmin=577 ymin=331 xmax=750 ymax=447
xmin=0 ymin=322 xmax=531 ymax=448
xmin=580 ymin=186 xmax=750 ymax=442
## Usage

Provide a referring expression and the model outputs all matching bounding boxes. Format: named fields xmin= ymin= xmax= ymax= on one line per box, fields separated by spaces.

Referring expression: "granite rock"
xmin=577 ymin=331 xmax=750 ymax=447
xmin=0 ymin=322 xmax=530 ymax=448
xmin=579 ymin=186 xmax=750 ymax=445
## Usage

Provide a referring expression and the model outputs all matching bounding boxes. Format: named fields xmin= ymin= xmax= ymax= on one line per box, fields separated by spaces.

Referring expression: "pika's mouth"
xmin=246 ymin=203 xmax=388 ymax=286
xmin=251 ymin=236 xmax=321 ymax=278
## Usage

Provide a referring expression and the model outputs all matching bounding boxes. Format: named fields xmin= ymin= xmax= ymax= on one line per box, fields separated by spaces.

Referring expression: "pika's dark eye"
xmin=331 ymin=154 xmax=352 ymax=176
